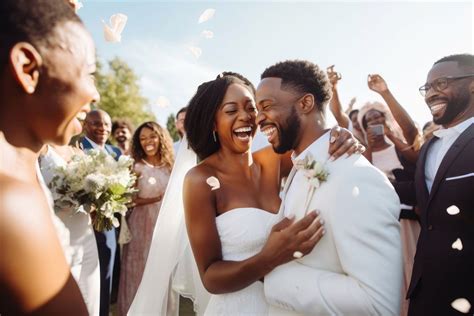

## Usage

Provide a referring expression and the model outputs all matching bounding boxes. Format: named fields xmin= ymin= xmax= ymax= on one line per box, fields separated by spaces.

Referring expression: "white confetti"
xmin=188 ymin=46 xmax=202 ymax=59
xmin=451 ymin=298 xmax=471 ymax=314
xmin=198 ymin=8 xmax=216 ymax=24
xmin=103 ymin=13 xmax=128 ymax=43
xmin=352 ymin=186 xmax=359 ymax=197
xmin=451 ymin=238 xmax=463 ymax=251
xmin=155 ymin=96 xmax=170 ymax=108
xmin=148 ymin=177 xmax=157 ymax=185
xmin=201 ymin=30 xmax=214 ymax=39
xmin=206 ymin=176 xmax=220 ymax=191
xmin=446 ymin=205 xmax=460 ymax=215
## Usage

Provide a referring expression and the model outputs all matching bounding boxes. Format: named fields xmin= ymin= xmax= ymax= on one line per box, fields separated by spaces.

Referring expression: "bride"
xmin=129 ymin=72 xmax=361 ymax=315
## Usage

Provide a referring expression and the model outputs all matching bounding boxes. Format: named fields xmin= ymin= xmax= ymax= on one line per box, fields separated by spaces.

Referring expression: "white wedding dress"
xmin=39 ymin=146 xmax=101 ymax=316
xmin=203 ymin=207 xmax=277 ymax=316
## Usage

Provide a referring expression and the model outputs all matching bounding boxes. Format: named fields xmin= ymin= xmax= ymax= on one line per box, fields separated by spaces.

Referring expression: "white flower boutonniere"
xmin=294 ymin=153 xmax=329 ymax=214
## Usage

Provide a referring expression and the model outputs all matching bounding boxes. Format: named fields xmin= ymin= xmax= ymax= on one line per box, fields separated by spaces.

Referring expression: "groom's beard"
xmin=274 ymin=106 xmax=301 ymax=154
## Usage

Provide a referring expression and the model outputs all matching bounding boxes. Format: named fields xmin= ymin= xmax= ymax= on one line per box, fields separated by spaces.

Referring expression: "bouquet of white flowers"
xmin=49 ymin=149 xmax=137 ymax=232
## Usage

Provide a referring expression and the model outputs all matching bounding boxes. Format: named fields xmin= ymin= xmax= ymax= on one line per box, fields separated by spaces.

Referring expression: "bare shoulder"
xmin=184 ymin=160 xmax=217 ymax=188
xmin=252 ymin=145 xmax=279 ymax=167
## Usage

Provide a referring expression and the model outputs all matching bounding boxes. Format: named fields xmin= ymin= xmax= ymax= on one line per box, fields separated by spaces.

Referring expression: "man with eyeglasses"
xmin=396 ymin=54 xmax=473 ymax=315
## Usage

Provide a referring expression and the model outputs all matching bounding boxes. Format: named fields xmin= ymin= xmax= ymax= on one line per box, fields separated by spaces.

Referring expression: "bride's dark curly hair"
xmin=184 ymin=72 xmax=255 ymax=160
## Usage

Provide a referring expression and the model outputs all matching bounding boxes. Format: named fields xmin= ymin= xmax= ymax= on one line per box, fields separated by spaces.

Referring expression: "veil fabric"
xmin=128 ymin=137 xmax=210 ymax=315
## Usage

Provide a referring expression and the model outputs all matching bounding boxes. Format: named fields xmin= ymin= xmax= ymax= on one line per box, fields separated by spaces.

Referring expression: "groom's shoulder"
xmin=328 ymin=153 xmax=391 ymax=185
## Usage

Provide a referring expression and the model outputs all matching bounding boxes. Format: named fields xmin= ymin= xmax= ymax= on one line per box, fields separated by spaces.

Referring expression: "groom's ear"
xmin=298 ymin=93 xmax=315 ymax=114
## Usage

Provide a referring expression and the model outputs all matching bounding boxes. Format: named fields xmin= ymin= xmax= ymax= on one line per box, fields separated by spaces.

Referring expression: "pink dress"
xmin=118 ymin=161 xmax=170 ymax=316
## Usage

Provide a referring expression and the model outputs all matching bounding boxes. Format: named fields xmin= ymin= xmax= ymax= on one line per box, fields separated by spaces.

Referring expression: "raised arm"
xmin=327 ymin=66 xmax=350 ymax=129
xmin=183 ymin=167 xmax=324 ymax=294
xmin=367 ymin=74 xmax=419 ymax=145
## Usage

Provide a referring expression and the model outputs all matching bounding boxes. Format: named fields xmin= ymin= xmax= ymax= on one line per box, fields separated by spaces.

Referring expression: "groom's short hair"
xmin=0 ymin=0 xmax=82 ymax=68
xmin=261 ymin=60 xmax=332 ymax=112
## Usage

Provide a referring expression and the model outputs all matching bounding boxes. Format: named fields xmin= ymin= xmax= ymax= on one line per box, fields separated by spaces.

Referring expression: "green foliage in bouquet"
xmin=49 ymin=150 xmax=137 ymax=231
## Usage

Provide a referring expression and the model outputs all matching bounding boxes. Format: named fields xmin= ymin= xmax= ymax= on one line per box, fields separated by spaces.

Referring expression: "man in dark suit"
xmin=81 ymin=109 xmax=121 ymax=316
xmin=397 ymin=54 xmax=473 ymax=315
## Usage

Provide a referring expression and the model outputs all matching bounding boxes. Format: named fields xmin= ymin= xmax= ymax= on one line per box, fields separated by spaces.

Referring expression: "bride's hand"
xmin=259 ymin=210 xmax=325 ymax=270
xmin=328 ymin=126 xmax=365 ymax=160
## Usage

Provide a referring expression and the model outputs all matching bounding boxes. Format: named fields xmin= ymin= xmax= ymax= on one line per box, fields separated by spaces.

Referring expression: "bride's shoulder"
xmin=185 ymin=161 xmax=216 ymax=184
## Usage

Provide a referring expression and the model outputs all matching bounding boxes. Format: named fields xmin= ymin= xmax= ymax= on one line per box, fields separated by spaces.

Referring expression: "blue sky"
xmin=78 ymin=1 xmax=472 ymax=127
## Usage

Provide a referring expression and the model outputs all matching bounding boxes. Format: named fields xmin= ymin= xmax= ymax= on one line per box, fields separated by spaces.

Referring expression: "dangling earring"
xmin=213 ymin=131 xmax=217 ymax=142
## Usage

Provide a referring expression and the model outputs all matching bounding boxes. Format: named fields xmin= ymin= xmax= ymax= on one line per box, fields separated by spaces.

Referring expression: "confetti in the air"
xmin=201 ymin=30 xmax=214 ymax=39
xmin=206 ymin=176 xmax=220 ymax=191
xmin=188 ymin=46 xmax=202 ymax=59
xmin=451 ymin=238 xmax=463 ymax=251
xmin=451 ymin=298 xmax=471 ymax=314
xmin=198 ymin=9 xmax=216 ymax=24
xmin=352 ymin=186 xmax=360 ymax=197
xmin=103 ymin=13 xmax=128 ymax=43
xmin=148 ymin=177 xmax=157 ymax=185
xmin=446 ymin=205 xmax=460 ymax=215
xmin=155 ymin=96 xmax=170 ymax=108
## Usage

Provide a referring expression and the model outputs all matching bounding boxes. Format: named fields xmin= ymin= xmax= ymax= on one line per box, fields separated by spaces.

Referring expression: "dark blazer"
xmin=80 ymin=137 xmax=121 ymax=316
xmin=404 ymin=123 xmax=474 ymax=316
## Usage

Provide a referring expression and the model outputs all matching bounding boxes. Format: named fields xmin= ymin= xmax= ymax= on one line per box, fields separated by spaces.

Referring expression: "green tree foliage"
xmin=166 ymin=113 xmax=179 ymax=142
xmin=94 ymin=57 xmax=155 ymax=127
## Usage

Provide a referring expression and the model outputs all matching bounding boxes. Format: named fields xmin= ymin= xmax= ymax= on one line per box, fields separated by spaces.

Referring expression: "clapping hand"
xmin=367 ymin=74 xmax=388 ymax=94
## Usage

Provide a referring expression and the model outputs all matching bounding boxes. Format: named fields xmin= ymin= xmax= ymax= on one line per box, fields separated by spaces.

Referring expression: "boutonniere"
xmin=294 ymin=153 xmax=329 ymax=214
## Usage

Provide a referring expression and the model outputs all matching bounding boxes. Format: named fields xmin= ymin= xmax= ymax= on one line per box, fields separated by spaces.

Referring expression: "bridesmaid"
xmin=39 ymin=144 xmax=101 ymax=316
xmin=117 ymin=122 xmax=174 ymax=316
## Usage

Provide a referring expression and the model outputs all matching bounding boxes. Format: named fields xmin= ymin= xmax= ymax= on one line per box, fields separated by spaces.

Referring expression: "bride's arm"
xmin=183 ymin=167 xmax=324 ymax=295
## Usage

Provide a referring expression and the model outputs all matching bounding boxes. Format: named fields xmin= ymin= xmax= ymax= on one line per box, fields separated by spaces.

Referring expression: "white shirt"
xmin=425 ymin=118 xmax=474 ymax=192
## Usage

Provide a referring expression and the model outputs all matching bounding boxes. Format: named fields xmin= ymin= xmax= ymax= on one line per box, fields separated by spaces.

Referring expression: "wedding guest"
xmin=0 ymin=0 xmax=98 ymax=314
xmin=39 ymin=143 xmax=101 ymax=316
xmin=117 ymin=121 xmax=174 ymax=316
xmin=81 ymin=109 xmax=121 ymax=316
xmin=173 ymin=107 xmax=187 ymax=153
xmin=397 ymin=54 xmax=474 ymax=315
xmin=112 ymin=119 xmax=134 ymax=156
xmin=358 ymin=101 xmax=420 ymax=316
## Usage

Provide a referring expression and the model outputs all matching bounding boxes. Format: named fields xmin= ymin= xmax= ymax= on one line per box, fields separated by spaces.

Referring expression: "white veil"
xmin=128 ymin=137 xmax=210 ymax=315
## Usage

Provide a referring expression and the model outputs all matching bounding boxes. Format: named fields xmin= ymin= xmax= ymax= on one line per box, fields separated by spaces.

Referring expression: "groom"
xmin=256 ymin=60 xmax=403 ymax=315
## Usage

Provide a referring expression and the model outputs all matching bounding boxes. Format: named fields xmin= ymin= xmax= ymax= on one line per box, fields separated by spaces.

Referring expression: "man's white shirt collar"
xmin=433 ymin=117 xmax=474 ymax=139
xmin=85 ymin=136 xmax=105 ymax=150
xmin=291 ymin=131 xmax=331 ymax=166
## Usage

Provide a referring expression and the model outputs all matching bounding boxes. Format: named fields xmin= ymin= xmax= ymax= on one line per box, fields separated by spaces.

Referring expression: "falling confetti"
xmin=103 ymin=13 xmax=128 ymax=43
xmin=206 ymin=176 xmax=220 ymax=191
xmin=155 ymin=96 xmax=170 ymax=108
xmin=352 ymin=186 xmax=360 ymax=197
xmin=446 ymin=205 xmax=460 ymax=215
xmin=198 ymin=8 xmax=216 ymax=24
xmin=451 ymin=298 xmax=471 ymax=314
xmin=451 ymin=238 xmax=463 ymax=251
xmin=201 ymin=30 xmax=214 ymax=39
xmin=188 ymin=46 xmax=202 ymax=59
xmin=148 ymin=177 xmax=157 ymax=185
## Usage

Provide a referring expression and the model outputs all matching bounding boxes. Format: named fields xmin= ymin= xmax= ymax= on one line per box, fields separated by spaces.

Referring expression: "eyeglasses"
xmin=419 ymin=74 xmax=474 ymax=97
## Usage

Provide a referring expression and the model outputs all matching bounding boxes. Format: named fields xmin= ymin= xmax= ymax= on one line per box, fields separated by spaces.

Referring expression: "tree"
xmin=94 ymin=57 xmax=155 ymax=127
xmin=166 ymin=113 xmax=179 ymax=142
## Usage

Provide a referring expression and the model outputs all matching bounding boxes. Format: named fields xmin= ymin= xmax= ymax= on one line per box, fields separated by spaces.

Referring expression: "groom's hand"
xmin=328 ymin=126 xmax=365 ymax=160
xmin=260 ymin=211 xmax=325 ymax=271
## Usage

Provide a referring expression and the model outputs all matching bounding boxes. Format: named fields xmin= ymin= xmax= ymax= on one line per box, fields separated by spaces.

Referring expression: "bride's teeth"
xmin=234 ymin=126 xmax=252 ymax=133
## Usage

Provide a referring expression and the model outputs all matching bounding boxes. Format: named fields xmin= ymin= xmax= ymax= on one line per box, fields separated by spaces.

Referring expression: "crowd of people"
xmin=1 ymin=1 xmax=473 ymax=316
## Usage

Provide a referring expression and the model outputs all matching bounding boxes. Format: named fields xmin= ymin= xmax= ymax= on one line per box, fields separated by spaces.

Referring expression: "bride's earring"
xmin=213 ymin=131 xmax=217 ymax=142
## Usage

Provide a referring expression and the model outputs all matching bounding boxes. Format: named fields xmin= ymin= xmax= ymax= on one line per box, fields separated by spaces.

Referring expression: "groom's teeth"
xmin=262 ymin=127 xmax=276 ymax=137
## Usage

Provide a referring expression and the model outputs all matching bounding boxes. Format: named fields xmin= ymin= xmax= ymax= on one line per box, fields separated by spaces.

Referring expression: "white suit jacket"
xmin=265 ymin=132 xmax=402 ymax=316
